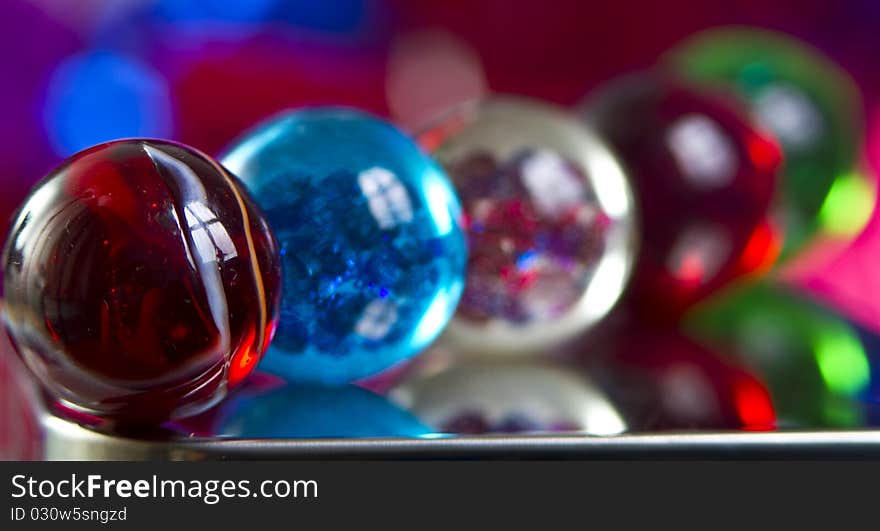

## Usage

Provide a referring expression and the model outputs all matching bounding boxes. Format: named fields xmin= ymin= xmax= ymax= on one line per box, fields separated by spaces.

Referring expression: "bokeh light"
xmin=386 ymin=29 xmax=487 ymax=131
xmin=43 ymin=50 xmax=173 ymax=156
xmin=152 ymin=0 xmax=279 ymax=24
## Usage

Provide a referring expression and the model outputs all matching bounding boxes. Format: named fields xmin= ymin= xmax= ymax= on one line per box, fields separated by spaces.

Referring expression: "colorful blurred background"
xmin=4 ymin=0 xmax=880 ymax=319
xmin=5 ymin=0 xmax=880 ymax=458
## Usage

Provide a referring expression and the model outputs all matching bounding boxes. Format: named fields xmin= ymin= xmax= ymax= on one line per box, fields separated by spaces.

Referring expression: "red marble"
xmin=2 ymin=140 xmax=281 ymax=424
xmin=584 ymin=74 xmax=782 ymax=318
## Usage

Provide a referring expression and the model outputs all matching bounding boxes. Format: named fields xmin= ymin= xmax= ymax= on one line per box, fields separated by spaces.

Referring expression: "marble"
xmin=2 ymin=139 xmax=282 ymax=424
xmin=222 ymin=108 xmax=467 ymax=383
xmin=420 ymin=97 xmax=636 ymax=354
xmin=667 ymin=27 xmax=867 ymax=256
xmin=582 ymin=73 xmax=782 ymax=320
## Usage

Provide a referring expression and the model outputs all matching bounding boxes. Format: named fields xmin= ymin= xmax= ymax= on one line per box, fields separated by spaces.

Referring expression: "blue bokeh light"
xmin=151 ymin=0 xmax=368 ymax=33
xmin=43 ymin=51 xmax=173 ymax=156
xmin=152 ymin=0 xmax=279 ymax=23
xmin=275 ymin=0 xmax=368 ymax=33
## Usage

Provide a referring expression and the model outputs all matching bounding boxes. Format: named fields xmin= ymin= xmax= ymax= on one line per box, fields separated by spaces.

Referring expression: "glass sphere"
xmin=222 ymin=108 xmax=467 ymax=384
xmin=667 ymin=27 xmax=867 ymax=256
xmin=581 ymin=74 xmax=782 ymax=319
xmin=420 ymin=97 xmax=637 ymax=354
xmin=2 ymin=140 xmax=282 ymax=424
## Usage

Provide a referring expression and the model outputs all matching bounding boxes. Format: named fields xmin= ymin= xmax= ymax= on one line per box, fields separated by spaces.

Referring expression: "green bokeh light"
xmin=814 ymin=321 xmax=871 ymax=396
xmin=817 ymin=171 xmax=875 ymax=236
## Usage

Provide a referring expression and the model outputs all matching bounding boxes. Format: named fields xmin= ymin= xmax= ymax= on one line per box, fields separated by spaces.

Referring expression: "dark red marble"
xmin=2 ymin=140 xmax=281 ymax=424
xmin=583 ymin=74 xmax=782 ymax=319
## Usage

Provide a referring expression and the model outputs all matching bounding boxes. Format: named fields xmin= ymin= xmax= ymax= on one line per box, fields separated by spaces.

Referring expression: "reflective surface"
xmin=0 ymin=328 xmax=40 ymax=460
xmin=2 ymin=140 xmax=282 ymax=424
xmin=421 ymin=97 xmax=636 ymax=354
xmin=39 ymin=412 xmax=880 ymax=460
xmin=389 ymin=353 xmax=627 ymax=435
xmin=199 ymin=375 xmax=430 ymax=438
xmin=579 ymin=318 xmax=776 ymax=431
xmin=222 ymin=108 xmax=467 ymax=384
xmin=668 ymin=27 xmax=868 ymax=255
xmin=685 ymin=283 xmax=876 ymax=428
xmin=583 ymin=74 xmax=782 ymax=320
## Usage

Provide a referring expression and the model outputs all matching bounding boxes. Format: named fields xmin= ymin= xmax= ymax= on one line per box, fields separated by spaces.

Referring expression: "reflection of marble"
xmin=685 ymin=283 xmax=877 ymax=428
xmin=388 ymin=355 xmax=626 ymax=436
xmin=421 ymin=97 xmax=636 ymax=355
xmin=206 ymin=377 xmax=430 ymax=439
xmin=223 ymin=108 xmax=467 ymax=384
xmin=0 ymin=322 xmax=41 ymax=460
xmin=578 ymin=315 xmax=776 ymax=431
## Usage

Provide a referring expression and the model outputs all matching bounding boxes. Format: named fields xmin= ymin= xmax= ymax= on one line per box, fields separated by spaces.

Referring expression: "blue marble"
xmin=213 ymin=383 xmax=431 ymax=438
xmin=222 ymin=108 xmax=467 ymax=383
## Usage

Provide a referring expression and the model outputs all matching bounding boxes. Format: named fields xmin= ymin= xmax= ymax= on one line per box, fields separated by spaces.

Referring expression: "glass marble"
xmin=2 ymin=140 xmax=282 ymax=424
xmin=222 ymin=108 xmax=467 ymax=384
xmin=389 ymin=355 xmax=626 ymax=435
xmin=420 ymin=97 xmax=636 ymax=354
xmin=579 ymin=317 xmax=776 ymax=431
xmin=206 ymin=376 xmax=430 ymax=438
xmin=667 ymin=27 xmax=868 ymax=256
xmin=684 ymin=283 xmax=874 ymax=428
xmin=581 ymin=74 xmax=782 ymax=320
